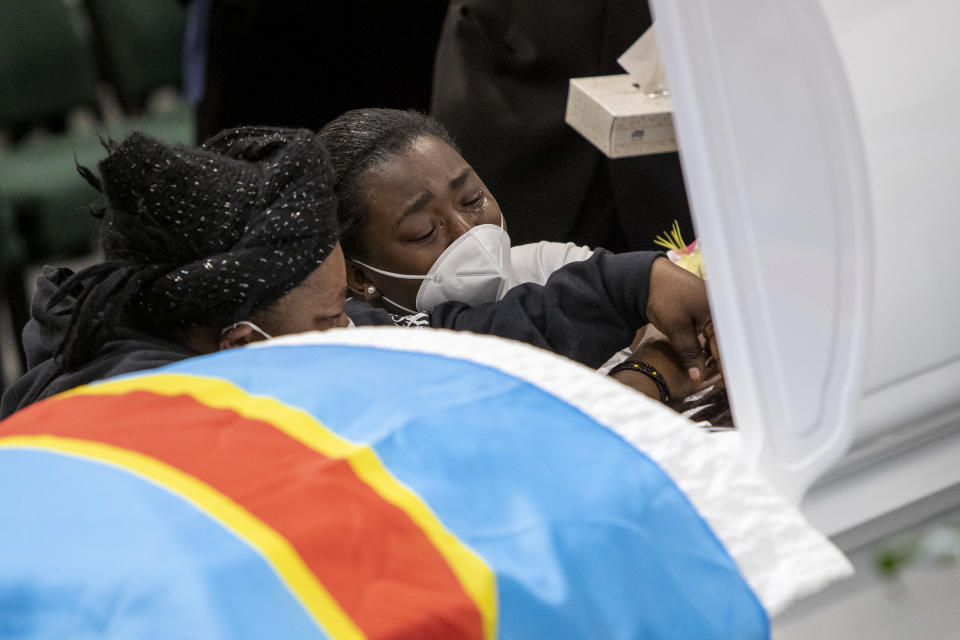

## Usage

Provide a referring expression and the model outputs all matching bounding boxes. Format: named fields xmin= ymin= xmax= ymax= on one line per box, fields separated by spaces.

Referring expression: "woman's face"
xmin=351 ymin=135 xmax=504 ymax=310
xmin=256 ymin=243 xmax=351 ymax=334
xmin=208 ymin=244 xmax=351 ymax=354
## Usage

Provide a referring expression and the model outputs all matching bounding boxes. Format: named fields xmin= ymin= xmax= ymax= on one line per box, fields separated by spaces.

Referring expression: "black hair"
xmin=318 ymin=108 xmax=457 ymax=260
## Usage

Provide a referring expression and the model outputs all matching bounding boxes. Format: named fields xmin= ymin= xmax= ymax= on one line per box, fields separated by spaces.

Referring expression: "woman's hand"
xmin=611 ymin=326 xmax=722 ymax=402
xmin=645 ymin=257 xmax=720 ymax=383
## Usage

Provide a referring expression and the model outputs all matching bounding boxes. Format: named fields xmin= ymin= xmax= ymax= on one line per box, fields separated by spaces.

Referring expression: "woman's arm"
xmin=429 ymin=249 xmax=659 ymax=368
xmin=352 ymin=250 xmax=720 ymax=379
xmin=611 ymin=325 xmax=722 ymax=403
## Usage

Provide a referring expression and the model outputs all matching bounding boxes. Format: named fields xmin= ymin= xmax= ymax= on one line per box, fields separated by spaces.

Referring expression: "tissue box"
xmin=565 ymin=74 xmax=677 ymax=158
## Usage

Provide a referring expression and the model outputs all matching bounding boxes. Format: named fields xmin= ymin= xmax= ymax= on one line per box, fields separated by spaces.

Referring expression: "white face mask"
xmin=353 ymin=220 xmax=512 ymax=313
xmin=221 ymin=320 xmax=273 ymax=341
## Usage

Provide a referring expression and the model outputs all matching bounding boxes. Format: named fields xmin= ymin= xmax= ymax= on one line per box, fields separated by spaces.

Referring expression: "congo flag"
xmin=0 ymin=328 xmax=851 ymax=639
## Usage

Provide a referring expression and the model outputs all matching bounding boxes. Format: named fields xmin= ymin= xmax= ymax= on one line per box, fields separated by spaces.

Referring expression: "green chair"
xmin=0 ymin=105 xmax=195 ymax=389
xmin=83 ymin=0 xmax=188 ymax=112
xmin=0 ymin=103 xmax=195 ymax=262
xmin=0 ymin=0 xmax=99 ymax=138
xmin=0 ymin=134 xmax=104 ymax=260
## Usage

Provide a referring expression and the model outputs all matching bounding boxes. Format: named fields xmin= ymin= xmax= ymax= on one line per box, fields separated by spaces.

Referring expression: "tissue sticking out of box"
xmin=618 ymin=24 xmax=670 ymax=98
xmin=564 ymin=25 xmax=676 ymax=158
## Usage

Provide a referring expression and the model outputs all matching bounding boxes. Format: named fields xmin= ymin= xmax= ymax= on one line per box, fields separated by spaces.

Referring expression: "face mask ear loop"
xmin=378 ymin=294 xmax=418 ymax=315
xmin=221 ymin=320 xmax=273 ymax=340
xmin=350 ymin=259 xmax=430 ymax=280
xmin=349 ymin=260 xmax=427 ymax=314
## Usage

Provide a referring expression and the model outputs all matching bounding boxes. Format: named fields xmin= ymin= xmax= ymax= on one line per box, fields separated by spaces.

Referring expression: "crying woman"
xmin=320 ymin=109 xmax=594 ymax=315
xmin=314 ymin=109 xmax=724 ymax=410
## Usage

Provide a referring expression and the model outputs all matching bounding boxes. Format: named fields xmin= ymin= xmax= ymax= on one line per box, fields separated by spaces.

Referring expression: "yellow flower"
xmin=653 ymin=221 xmax=705 ymax=278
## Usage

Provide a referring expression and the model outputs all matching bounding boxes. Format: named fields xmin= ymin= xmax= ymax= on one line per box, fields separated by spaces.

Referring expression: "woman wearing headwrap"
xmin=0 ymin=130 xmax=347 ymax=418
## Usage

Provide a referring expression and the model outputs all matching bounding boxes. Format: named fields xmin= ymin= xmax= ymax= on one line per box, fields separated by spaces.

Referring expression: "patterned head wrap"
xmin=55 ymin=130 xmax=338 ymax=368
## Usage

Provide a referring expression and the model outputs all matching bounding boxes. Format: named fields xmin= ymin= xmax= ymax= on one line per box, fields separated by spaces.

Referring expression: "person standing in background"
xmin=431 ymin=0 xmax=694 ymax=252
xmin=184 ymin=0 xmax=449 ymax=142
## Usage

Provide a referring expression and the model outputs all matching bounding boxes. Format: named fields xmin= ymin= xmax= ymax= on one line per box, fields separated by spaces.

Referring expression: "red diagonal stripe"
xmin=3 ymin=391 xmax=483 ymax=640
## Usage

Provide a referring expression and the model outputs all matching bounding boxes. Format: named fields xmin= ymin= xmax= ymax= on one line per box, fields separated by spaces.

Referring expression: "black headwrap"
xmin=201 ymin=126 xmax=304 ymax=162
xmin=54 ymin=129 xmax=338 ymax=369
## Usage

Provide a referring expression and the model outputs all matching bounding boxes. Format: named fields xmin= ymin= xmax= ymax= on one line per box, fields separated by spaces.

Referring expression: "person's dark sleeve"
xmin=429 ymin=249 xmax=662 ymax=368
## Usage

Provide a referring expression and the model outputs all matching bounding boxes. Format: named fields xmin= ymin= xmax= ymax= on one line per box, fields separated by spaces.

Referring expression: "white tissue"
xmin=618 ymin=24 xmax=670 ymax=97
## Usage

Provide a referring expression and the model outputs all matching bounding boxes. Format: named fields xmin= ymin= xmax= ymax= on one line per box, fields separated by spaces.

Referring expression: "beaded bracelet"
xmin=609 ymin=360 xmax=672 ymax=403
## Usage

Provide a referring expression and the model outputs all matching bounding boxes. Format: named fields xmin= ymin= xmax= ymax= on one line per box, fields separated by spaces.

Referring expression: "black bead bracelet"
xmin=609 ymin=360 xmax=672 ymax=403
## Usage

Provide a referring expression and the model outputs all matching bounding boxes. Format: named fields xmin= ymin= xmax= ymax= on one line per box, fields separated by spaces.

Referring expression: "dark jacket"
xmin=2 ymin=250 xmax=658 ymax=418
xmin=196 ymin=1 xmax=448 ymax=141
xmin=0 ymin=267 xmax=195 ymax=418
xmin=349 ymin=249 xmax=658 ymax=368
xmin=431 ymin=0 xmax=692 ymax=250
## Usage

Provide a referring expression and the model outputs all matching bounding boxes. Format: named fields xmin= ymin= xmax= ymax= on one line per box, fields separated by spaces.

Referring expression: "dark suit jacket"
xmin=431 ymin=0 xmax=693 ymax=250
xmin=196 ymin=0 xmax=448 ymax=141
